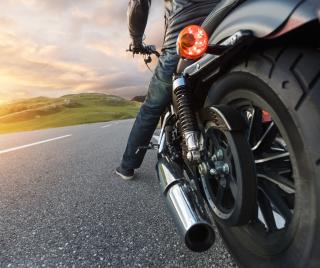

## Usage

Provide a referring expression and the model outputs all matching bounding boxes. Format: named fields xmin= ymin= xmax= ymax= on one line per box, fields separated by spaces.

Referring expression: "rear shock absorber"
xmin=173 ymin=74 xmax=201 ymax=162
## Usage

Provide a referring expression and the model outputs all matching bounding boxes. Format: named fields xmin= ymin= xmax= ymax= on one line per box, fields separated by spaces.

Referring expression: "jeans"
xmin=121 ymin=49 xmax=180 ymax=170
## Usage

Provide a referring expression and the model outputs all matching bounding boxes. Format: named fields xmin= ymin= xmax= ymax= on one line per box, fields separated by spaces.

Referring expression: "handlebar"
xmin=127 ymin=44 xmax=160 ymax=58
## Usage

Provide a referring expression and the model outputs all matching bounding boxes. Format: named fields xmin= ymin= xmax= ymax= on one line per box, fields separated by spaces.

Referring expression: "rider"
xmin=116 ymin=0 xmax=219 ymax=180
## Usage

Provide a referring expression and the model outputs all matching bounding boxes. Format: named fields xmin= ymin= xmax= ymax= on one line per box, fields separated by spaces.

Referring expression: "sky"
xmin=0 ymin=0 xmax=164 ymax=104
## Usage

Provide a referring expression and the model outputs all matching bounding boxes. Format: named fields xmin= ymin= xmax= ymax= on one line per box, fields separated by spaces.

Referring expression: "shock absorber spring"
xmin=173 ymin=74 xmax=200 ymax=161
xmin=174 ymin=82 xmax=197 ymax=133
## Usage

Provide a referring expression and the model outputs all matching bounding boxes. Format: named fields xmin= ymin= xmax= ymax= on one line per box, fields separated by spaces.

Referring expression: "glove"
xmin=129 ymin=39 xmax=145 ymax=54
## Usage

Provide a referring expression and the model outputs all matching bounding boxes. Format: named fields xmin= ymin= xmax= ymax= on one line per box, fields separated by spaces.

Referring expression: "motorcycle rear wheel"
xmin=205 ymin=46 xmax=320 ymax=268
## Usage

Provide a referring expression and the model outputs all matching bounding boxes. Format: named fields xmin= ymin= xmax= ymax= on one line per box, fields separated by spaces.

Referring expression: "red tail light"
xmin=177 ymin=25 xmax=209 ymax=60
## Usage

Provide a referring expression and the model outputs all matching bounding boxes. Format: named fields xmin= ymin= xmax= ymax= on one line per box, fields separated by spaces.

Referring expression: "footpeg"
xmin=135 ymin=142 xmax=159 ymax=154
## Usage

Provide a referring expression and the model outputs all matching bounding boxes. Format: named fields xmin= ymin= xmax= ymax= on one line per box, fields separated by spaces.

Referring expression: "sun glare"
xmin=0 ymin=74 xmax=13 ymax=87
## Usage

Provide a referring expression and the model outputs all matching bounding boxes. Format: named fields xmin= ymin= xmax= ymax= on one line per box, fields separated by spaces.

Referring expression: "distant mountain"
xmin=0 ymin=93 xmax=140 ymax=134
xmin=131 ymin=95 xmax=146 ymax=103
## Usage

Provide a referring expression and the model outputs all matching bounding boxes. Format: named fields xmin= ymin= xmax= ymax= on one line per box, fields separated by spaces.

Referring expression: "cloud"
xmin=0 ymin=1 xmax=166 ymax=103
xmin=8 ymin=0 xmax=82 ymax=10
xmin=0 ymin=31 xmax=99 ymax=92
xmin=0 ymin=17 xmax=14 ymax=28
xmin=0 ymin=28 xmax=153 ymax=101
xmin=71 ymin=2 xmax=128 ymax=30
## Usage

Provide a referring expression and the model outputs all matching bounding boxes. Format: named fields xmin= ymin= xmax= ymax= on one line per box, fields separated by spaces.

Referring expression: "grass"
xmin=0 ymin=93 xmax=141 ymax=134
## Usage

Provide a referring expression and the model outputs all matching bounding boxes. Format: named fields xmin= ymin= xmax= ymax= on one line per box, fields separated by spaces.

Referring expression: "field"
xmin=0 ymin=93 xmax=140 ymax=134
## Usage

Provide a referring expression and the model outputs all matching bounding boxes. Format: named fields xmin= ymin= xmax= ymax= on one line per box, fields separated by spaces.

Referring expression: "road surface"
xmin=0 ymin=120 xmax=236 ymax=268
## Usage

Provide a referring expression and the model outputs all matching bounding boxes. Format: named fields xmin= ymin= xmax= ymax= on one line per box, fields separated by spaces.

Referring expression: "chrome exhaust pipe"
xmin=157 ymin=157 xmax=215 ymax=252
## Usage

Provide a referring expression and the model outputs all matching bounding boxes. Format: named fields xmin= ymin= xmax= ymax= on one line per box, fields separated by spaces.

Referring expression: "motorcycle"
xmin=136 ymin=0 xmax=320 ymax=267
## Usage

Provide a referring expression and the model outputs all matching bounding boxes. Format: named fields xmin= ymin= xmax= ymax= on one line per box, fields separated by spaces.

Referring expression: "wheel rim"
xmin=204 ymin=93 xmax=297 ymax=255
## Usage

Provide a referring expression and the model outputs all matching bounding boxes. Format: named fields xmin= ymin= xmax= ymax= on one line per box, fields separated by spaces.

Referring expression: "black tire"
xmin=205 ymin=46 xmax=320 ymax=268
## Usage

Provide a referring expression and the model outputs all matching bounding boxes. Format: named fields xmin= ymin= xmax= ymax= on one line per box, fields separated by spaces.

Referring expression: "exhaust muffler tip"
xmin=185 ymin=223 xmax=215 ymax=252
xmin=157 ymin=157 xmax=216 ymax=252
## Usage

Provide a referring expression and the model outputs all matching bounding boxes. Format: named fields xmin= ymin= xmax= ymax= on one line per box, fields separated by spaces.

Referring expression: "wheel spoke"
xmin=258 ymin=190 xmax=277 ymax=232
xmin=261 ymin=183 xmax=293 ymax=224
xmin=247 ymin=107 xmax=255 ymax=142
xmin=252 ymin=122 xmax=278 ymax=151
xmin=270 ymin=146 xmax=286 ymax=152
xmin=257 ymin=171 xmax=295 ymax=194
xmin=247 ymin=108 xmax=263 ymax=146
xmin=255 ymin=152 xmax=290 ymax=164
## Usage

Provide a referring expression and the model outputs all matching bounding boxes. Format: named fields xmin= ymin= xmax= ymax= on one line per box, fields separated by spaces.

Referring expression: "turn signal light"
xmin=177 ymin=25 xmax=209 ymax=60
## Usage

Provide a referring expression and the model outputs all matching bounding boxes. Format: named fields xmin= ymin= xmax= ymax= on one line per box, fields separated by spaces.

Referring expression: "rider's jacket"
xmin=128 ymin=0 xmax=220 ymax=50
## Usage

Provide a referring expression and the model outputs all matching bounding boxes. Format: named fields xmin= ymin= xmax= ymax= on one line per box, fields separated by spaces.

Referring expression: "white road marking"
xmin=101 ymin=124 xmax=111 ymax=128
xmin=0 ymin=134 xmax=72 ymax=155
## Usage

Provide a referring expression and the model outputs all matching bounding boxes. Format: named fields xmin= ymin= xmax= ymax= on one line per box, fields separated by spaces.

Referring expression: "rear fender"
xmin=267 ymin=0 xmax=320 ymax=39
xmin=210 ymin=0 xmax=320 ymax=44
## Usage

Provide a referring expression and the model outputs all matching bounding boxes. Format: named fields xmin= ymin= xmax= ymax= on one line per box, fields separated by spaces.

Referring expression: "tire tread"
xmin=207 ymin=45 xmax=320 ymax=268
xmin=245 ymin=47 xmax=320 ymax=156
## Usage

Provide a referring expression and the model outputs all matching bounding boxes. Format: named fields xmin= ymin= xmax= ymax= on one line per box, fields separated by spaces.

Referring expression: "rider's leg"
xmin=120 ymin=49 xmax=179 ymax=171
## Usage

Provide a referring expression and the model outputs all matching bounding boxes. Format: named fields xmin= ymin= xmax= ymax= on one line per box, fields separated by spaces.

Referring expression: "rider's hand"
xmin=129 ymin=40 xmax=145 ymax=54
xmin=127 ymin=40 xmax=160 ymax=58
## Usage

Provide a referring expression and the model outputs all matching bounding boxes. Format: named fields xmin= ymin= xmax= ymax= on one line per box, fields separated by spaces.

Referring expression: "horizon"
xmin=0 ymin=1 xmax=164 ymax=105
xmin=0 ymin=91 xmax=145 ymax=106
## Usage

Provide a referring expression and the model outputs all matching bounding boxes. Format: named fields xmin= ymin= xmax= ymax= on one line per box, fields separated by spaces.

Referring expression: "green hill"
xmin=0 ymin=93 xmax=140 ymax=134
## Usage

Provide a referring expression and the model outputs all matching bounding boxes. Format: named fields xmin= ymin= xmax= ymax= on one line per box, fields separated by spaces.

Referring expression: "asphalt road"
xmin=0 ymin=120 xmax=236 ymax=268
